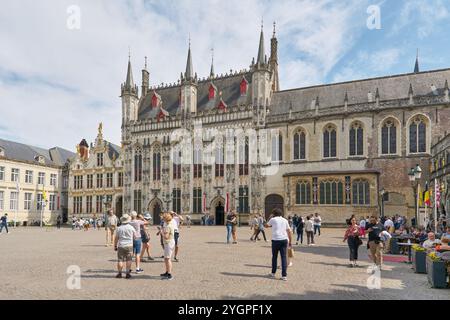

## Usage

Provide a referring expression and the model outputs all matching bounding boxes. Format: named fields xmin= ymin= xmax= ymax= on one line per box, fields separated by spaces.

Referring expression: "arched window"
xmin=215 ymin=141 xmax=224 ymax=178
xmin=296 ymin=181 xmax=311 ymax=205
xmin=172 ymin=148 xmax=182 ymax=180
xmin=409 ymin=116 xmax=427 ymax=153
xmin=152 ymin=151 xmax=161 ymax=181
xmin=239 ymin=137 xmax=249 ymax=176
xmin=349 ymin=122 xmax=363 ymax=156
xmin=271 ymin=132 xmax=283 ymax=162
xmin=381 ymin=119 xmax=397 ymax=155
xmin=134 ymin=151 xmax=142 ymax=182
xmin=323 ymin=125 xmax=337 ymax=158
xmin=352 ymin=180 xmax=370 ymax=205
xmin=319 ymin=180 xmax=344 ymax=205
xmin=193 ymin=145 xmax=202 ymax=179
xmin=293 ymin=129 xmax=306 ymax=160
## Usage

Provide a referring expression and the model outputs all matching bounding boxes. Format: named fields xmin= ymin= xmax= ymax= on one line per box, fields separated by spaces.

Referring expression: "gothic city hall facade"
xmin=120 ymin=27 xmax=450 ymax=225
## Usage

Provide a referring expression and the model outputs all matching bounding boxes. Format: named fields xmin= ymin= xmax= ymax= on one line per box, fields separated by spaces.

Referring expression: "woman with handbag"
xmin=343 ymin=217 xmax=362 ymax=267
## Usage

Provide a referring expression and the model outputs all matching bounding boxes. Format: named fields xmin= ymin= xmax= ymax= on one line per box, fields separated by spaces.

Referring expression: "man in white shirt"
xmin=305 ymin=215 xmax=315 ymax=245
xmin=384 ymin=217 xmax=394 ymax=231
xmin=422 ymin=232 xmax=442 ymax=251
xmin=114 ymin=214 xmax=136 ymax=279
xmin=266 ymin=208 xmax=292 ymax=281
xmin=171 ymin=211 xmax=184 ymax=262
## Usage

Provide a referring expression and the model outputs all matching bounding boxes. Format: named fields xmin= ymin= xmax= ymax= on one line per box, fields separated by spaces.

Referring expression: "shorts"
xmin=108 ymin=226 xmax=116 ymax=233
xmin=117 ymin=247 xmax=133 ymax=262
xmin=133 ymin=239 xmax=142 ymax=255
xmin=163 ymin=240 xmax=175 ymax=259
xmin=174 ymin=232 xmax=180 ymax=246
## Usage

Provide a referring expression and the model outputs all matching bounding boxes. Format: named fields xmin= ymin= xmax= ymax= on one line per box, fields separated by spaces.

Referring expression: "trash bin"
xmin=390 ymin=237 xmax=400 ymax=254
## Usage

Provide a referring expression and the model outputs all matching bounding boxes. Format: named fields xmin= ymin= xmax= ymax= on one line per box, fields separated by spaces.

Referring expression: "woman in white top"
xmin=266 ymin=208 xmax=292 ymax=281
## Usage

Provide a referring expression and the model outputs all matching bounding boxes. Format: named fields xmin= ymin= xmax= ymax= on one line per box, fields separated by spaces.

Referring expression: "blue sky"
xmin=0 ymin=0 xmax=449 ymax=151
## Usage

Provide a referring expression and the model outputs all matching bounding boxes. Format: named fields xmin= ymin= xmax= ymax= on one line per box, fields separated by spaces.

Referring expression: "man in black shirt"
xmin=366 ymin=216 xmax=384 ymax=269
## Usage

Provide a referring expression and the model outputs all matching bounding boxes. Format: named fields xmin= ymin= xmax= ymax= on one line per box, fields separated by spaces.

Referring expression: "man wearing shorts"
xmin=171 ymin=211 xmax=184 ymax=262
xmin=161 ymin=212 xmax=176 ymax=280
xmin=114 ymin=214 xmax=135 ymax=279
xmin=129 ymin=211 xmax=147 ymax=274
xmin=105 ymin=209 xmax=118 ymax=246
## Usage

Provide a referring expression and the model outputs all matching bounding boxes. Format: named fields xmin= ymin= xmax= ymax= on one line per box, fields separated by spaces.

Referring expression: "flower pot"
xmin=412 ymin=250 xmax=427 ymax=274
xmin=426 ymin=257 xmax=448 ymax=289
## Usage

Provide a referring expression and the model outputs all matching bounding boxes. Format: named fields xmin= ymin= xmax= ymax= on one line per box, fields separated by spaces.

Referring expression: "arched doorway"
xmin=265 ymin=194 xmax=284 ymax=220
xmin=148 ymin=199 xmax=162 ymax=225
xmin=211 ymin=197 xmax=225 ymax=225
xmin=115 ymin=196 xmax=123 ymax=218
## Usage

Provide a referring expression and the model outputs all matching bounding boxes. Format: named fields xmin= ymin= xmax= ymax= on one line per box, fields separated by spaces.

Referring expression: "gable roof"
xmin=270 ymin=68 xmax=450 ymax=115
xmin=0 ymin=138 xmax=76 ymax=166
xmin=138 ymin=72 xmax=252 ymax=119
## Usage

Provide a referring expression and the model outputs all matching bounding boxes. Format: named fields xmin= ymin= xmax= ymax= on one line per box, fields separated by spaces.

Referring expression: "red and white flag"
xmin=225 ymin=192 xmax=229 ymax=212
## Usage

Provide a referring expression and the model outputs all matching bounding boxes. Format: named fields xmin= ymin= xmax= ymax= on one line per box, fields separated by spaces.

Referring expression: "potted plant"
xmin=426 ymin=252 xmax=448 ymax=289
xmin=412 ymin=244 xmax=427 ymax=274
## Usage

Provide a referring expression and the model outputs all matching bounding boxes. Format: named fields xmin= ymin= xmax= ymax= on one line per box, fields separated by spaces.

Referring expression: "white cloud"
xmin=0 ymin=0 xmax=368 ymax=150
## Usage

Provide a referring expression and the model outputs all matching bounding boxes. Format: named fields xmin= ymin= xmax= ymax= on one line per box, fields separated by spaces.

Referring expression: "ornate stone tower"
xmin=180 ymin=43 xmax=198 ymax=115
xmin=270 ymin=22 xmax=280 ymax=92
xmin=251 ymin=25 xmax=272 ymax=127
xmin=121 ymin=56 xmax=139 ymax=143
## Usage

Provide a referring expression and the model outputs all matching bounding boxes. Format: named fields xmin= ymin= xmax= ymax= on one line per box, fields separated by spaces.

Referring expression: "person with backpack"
xmin=254 ymin=213 xmax=268 ymax=242
xmin=140 ymin=213 xmax=154 ymax=262
xmin=0 ymin=213 xmax=9 ymax=234
xmin=250 ymin=214 xmax=260 ymax=242
xmin=295 ymin=216 xmax=305 ymax=245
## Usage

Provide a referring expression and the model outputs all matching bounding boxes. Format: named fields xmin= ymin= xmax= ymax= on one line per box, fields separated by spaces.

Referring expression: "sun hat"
xmin=143 ymin=213 xmax=152 ymax=220
xmin=131 ymin=211 xmax=138 ymax=218
xmin=120 ymin=214 xmax=131 ymax=224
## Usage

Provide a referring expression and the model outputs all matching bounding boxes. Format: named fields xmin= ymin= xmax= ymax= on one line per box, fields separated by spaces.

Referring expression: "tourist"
xmin=0 ymin=213 xmax=9 ymax=234
xmin=305 ymin=215 xmax=315 ymax=246
xmin=250 ymin=214 xmax=260 ymax=242
xmin=384 ymin=217 xmax=394 ymax=233
xmin=343 ymin=216 xmax=362 ymax=267
xmin=105 ymin=209 xmax=118 ymax=247
xmin=84 ymin=218 xmax=90 ymax=231
xmin=171 ymin=211 xmax=184 ymax=262
xmin=266 ymin=208 xmax=292 ymax=281
xmin=313 ymin=213 xmax=322 ymax=236
xmin=292 ymin=214 xmax=299 ymax=235
xmin=129 ymin=211 xmax=147 ymax=274
xmin=254 ymin=213 xmax=268 ymax=242
xmin=140 ymin=213 xmax=154 ymax=262
xmin=346 ymin=214 xmax=356 ymax=226
xmin=366 ymin=216 xmax=384 ymax=269
xmin=225 ymin=210 xmax=238 ymax=244
xmin=359 ymin=216 xmax=366 ymax=239
xmin=161 ymin=212 xmax=176 ymax=280
xmin=441 ymin=226 xmax=450 ymax=244
xmin=71 ymin=216 xmax=77 ymax=230
xmin=185 ymin=214 xmax=192 ymax=228
xmin=422 ymin=232 xmax=442 ymax=251
xmin=113 ymin=214 xmax=135 ymax=279
xmin=56 ymin=215 xmax=62 ymax=229
xmin=287 ymin=216 xmax=293 ymax=231
xmin=295 ymin=216 xmax=304 ymax=245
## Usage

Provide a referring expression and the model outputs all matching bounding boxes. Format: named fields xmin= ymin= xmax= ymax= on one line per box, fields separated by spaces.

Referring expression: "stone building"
xmin=0 ymin=138 xmax=74 ymax=224
xmin=430 ymin=133 xmax=450 ymax=219
xmin=68 ymin=124 xmax=123 ymax=219
xmin=120 ymin=25 xmax=450 ymax=225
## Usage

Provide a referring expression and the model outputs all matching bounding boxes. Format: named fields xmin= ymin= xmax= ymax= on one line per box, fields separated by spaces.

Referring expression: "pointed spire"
xmin=185 ymin=39 xmax=194 ymax=80
xmin=125 ymin=55 xmax=135 ymax=88
xmin=210 ymin=48 xmax=215 ymax=78
xmin=257 ymin=23 xmax=265 ymax=65
xmin=414 ymin=49 xmax=420 ymax=73
xmin=272 ymin=21 xmax=276 ymax=38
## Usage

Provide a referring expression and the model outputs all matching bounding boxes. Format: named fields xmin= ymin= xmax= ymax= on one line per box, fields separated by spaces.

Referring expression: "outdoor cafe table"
xmin=397 ymin=242 xmax=414 ymax=264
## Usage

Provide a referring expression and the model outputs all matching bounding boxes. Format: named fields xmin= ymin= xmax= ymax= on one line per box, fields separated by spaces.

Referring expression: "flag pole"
xmin=434 ymin=179 xmax=438 ymax=233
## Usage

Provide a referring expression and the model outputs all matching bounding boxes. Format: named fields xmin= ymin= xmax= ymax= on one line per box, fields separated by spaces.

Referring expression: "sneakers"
xmin=288 ymin=262 xmax=293 ymax=267
xmin=115 ymin=273 xmax=122 ymax=278
xmin=165 ymin=274 xmax=173 ymax=280
xmin=281 ymin=277 xmax=287 ymax=281
xmin=269 ymin=273 xmax=276 ymax=278
xmin=136 ymin=268 xmax=144 ymax=274
xmin=161 ymin=272 xmax=173 ymax=280
xmin=148 ymin=257 xmax=155 ymax=261
xmin=173 ymin=257 xmax=178 ymax=262
xmin=125 ymin=273 xmax=132 ymax=279
xmin=160 ymin=272 xmax=169 ymax=277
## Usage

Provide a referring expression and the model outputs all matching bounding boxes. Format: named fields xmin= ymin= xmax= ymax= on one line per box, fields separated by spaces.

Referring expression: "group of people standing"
xmin=109 ymin=209 xmax=183 ymax=280
xmin=287 ymin=213 xmax=322 ymax=246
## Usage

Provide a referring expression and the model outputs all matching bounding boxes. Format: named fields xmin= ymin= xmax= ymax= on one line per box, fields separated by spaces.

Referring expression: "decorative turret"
xmin=141 ymin=56 xmax=149 ymax=97
xmin=414 ymin=49 xmax=420 ymax=73
xmin=270 ymin=22 xmax=280 ymax=91
xmin=180 ymin=42 xmax=198 ymax=114
xmin=121 ymin=55 xmax=139 ymax=143
xmin=408 ymin=83 xmax=414 ymax=105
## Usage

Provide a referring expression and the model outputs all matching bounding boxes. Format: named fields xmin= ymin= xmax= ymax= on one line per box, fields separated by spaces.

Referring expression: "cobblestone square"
xmin=0 ymin=226 xmax=448 ymax=300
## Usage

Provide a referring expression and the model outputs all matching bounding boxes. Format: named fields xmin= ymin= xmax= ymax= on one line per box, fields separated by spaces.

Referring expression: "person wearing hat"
xmin=161 ymin=212 xmax=177 ymax=280
xmin=139 ymin=213 xmax=154 ymax=262
xmin=113 ymin=214 xmax=135 ymax=279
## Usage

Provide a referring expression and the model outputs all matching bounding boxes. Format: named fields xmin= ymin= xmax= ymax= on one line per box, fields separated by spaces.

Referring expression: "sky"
xmin=1 ymin=0 xmax=450 ymax=151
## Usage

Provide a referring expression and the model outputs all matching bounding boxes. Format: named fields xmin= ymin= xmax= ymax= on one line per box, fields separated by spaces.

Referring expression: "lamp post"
xmin=408 ymin=164 xmax=422 ymax=227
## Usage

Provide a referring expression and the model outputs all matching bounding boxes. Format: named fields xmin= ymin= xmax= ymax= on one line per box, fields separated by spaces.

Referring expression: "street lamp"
xmin=408 ymin=164 xmax=422 ymax=227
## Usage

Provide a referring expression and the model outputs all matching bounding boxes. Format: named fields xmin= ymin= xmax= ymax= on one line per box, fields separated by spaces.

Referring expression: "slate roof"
xmin=107 ymin=142 xmax=121 ymax=160
xmin=270 ymin=68 xmax=450 ymax=115
xmin=138 ymin=72 xmax=252 ymax=119
xmin=0 ymin=138 xmax=76 ymax=166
